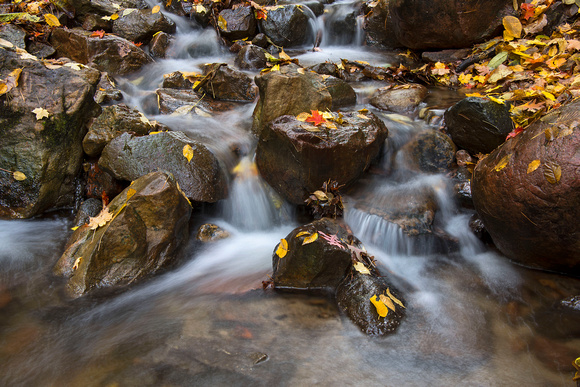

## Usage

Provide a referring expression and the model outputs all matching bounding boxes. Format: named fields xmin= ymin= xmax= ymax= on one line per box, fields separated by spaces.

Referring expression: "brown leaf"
xmin=543 ymin=162 xmax=561 ymax=184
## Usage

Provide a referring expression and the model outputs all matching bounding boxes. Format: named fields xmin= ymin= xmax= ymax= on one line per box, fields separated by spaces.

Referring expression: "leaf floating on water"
xmin=12 ymin=171 xmax=26 ymax=181
xmin=302 ymin=232 xmax=318 ymax=245
xmin=370 ymin=294 xmax=388 ymax=318
xmin=353 ymin=261 xmax=370 ymax=275
xmin=379 ymin=293 xmax=396 ymax=311
xmin=276 ymin=238 xmax=288 ymax=258
xmin=32 ymin=107 xmax=50 ymax=120
xmin=44 ymin=13 xmax=61 ymax=27
xmin=152 ymin=5 xmax=160 ymax=13
xmin=182 ymin=144 xmax=194 ymax=163
xmin=527 ymin=159 xmax=541 ymax=174
xmin=386 ymin=288 xmax=405 ymax=308
xmin=494 ymin=154 xmax=511 ymax=171
xmin=543 ymin=161 xmax=561 ymax=184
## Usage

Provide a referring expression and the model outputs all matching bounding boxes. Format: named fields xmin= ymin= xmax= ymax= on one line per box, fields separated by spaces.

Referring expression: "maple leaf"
xmin=91 ymin=30 xmax=106 ymax=39
xmin=88 ymin=207 xmax=113 ymax=230
xmin=305 ymin=110 xmax=327 ymax=126
xmin=318 ymin=231 xmax=345 ymax=249
xmin=506 ymin=126 xmax=524 ymax=140
xmin=32 ymin=107 xmax=50 ymax=120
xmin=431 ymin=62 xmax=450 ymax=76
xmin=520 ymin=3 xmax=535 ymax=22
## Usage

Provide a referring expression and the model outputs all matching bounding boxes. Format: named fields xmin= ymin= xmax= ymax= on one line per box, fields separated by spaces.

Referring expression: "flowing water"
xmin=1 ymin=3 xmax=580 ymax=386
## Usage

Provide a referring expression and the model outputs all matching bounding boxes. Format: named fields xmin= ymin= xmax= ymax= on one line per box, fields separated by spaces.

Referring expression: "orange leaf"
xmin=305 ymin=110 xmax=327 ymax=126
xmin=90 ymin=30 xmax=106 ymax=39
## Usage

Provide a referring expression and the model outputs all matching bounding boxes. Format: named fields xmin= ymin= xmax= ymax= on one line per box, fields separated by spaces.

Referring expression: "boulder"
xmin=99 ymin=131 xmax=227 ymax=203
xmin=363 ymin=0 xmax=401 ymax=48
xmin=218 ymin=6 xmax=257 ymax=41
xmin=82 ymin=104 xmax=152 ymax=157
xmin=155 ymin=88 xmax=237 ymax=115
xmin=234 ymin=44 xmax=268 ymax=70
xmin=272 ymin=218 xmax=354 ymax=291
xmin=256 ymin=112 xmax=388 ymax=204
xmin=252 ymin=64 xmax=332 ymax=135
xmin=54 ymin=171 xmax=192 ymax=298
xmin=320 ymin=4 xmax=357 ymax=46
xmin=396 ymin=129 xmax=456 ymax=173
xmin=370 ymin=84 xmax=428 ymax=113
xmin=0 ymin=24 xmax=26 ymax=49
xmin=69 ymin=0 xmax=147 ymax=17
xmin=444 ymin=97 xmax=514 ymax=154
xmin=112 ymin=9 xmax=176 ymax=43
xmin=149 ymin=31 xmax=173 ymax=58
xmin=50 ymin=27 xmax=153 ymax=75
xmin=336 ymin=269 xmax=406 ymax=336
xmin=321 ymin=75 xmax=357 ymax=110
xmin=0 ymin=48 xmax=100 ymax=219
xmin=199 ymin=63 xmax=257 ymax=102
xmin=196 ymin=224 xmax=230 ymax=242
xmin=84 ymin=161 xmax=125 ymax=200
xmin=257 ymin=4 xmax=315 ymax=47
xmin=387 ymin=0 xmax=518 ymax=50
xmin=472 ymin=101 xmax=580 ymax=276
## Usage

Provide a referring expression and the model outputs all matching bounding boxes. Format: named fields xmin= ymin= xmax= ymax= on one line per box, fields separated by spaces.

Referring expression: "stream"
xmin=1 ymin=1 xmax=580 ymax=386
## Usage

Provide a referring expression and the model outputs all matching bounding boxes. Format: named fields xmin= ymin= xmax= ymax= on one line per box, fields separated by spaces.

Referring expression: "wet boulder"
xmin=396 ymin=129 xmax=456 ymax=174
xmin=50 ymin=27 xmax=153 ymax=75
xmin=363 ymin=0 xmax=401 ymax=47
xmin=252 ymin=64 xmax=332 ymax=134
xmin=256 ymin=112 xmax=388 ymax=204
xmin=199 ymin=63 xmax=257 ymax=102
xmin=54 ymin=171 xmax=192 ymax=298
xmin=0 ymin=24 xmax=26 ymax=49
xmin=387 ymin=0 xmax=518 ymax=50
xmin=196 ymin=224 xmax=230 ymax=242
xmin=73 ymin=198 xmax=103 ymax=228
xmin=272 ymin=218 xmax=353 ymax=291
xmin=444 ymin=97 xmax=514 ymax=154
xmin=257 ymin=4 xmax=315 ymax=47
xmin=155 ymin=88 xmax=238 ymax=115
xmin=69 ymin=0 xmax=147 ymax=17
xmin=370 ymin=84 xmax=428 ymax=114
xmin=0 ymin=48 xmax=100 ymax=219
xmin=218 ymin=6 xmax=257 ymax=41
xmin=99 ymin=131 xmax=227 ymax=203
xmin=82 ymin=104 xmax=152 ymax=157
xmin=321 ymin=4 xmax=358 ymax=46
xmin=149 ymin=31 xmax=173 ymax=58
xmin=84 ymin=161 xmax=125 ymax=200
xmin=336 ymin=269 xmax=406 ymax=336
xmin=112 ymin=9 xmax=176 ymax=44
xmin=472 ymin=101 xmax=580 ymax=276
xmin=234 ymin=44 xmax=268 ymax=70
xmin=322 ymin=75 xmax=357 ymax=110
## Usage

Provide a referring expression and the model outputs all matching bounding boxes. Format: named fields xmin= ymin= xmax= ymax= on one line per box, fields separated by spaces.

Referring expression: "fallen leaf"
xmin=306 ymin=110 xmax=327 ymax=126
xmin=139 ymin=113 xmax=151 ymax=125
xmin=0 ymin=38 xmax=14 ymax=48
xmin=295 ymin=231 xmax=310 ymax=237
xmin=387 ymin=288 xmax=405 ymax=308
xmin=126 ymin=188 xmax=136 ymax=200
xmin=13 ymin=171 xmax=26 ymax=181
xmin=88 ymin=207 xmax=113 ymax=230
xmin=195 ymin=4 xmax=207 ymax=13
xmin=218 ymin=14 xmax=227 ymax=31
xmin=72 ymin=257 xmax=82 ymax=270
xmin=503 ymin=16 xmax=522 ymax=39
xmin=0 ymin=68 xmax=22 ymax=96
xmin=494 ymin=154 xmax=511 ymax=171
xmin=302 ymin=232 xmax=318 ymax=245
xmin=32 ymin=107 xmax=50 ymax=120
xmin=313 ymin=190 xmax=328 ymax=200
xmin=318 ymin=231 xmax=345 ymax=249
xmin=370 ymin=294 xmax=388 ymax=318
xmin=152 ymin=5 xmax=160 ymax=13
xmin=44 ymin=13 xmax=61 ymax=27
xmin=488 ymin=51 xmax=509 ymax=69
xmin=194 ymin=107 xmax=212 ymax=117
xmin=279 ymin=49 xmax=291 ymax=60
xmin=527 ymin=159 xmax=541 ymax=174
xmin=122 ymin=8 xmax=136 ymax=16
xmin=183 ymin=144 xmax=194 ymax=162
xmin=64 ymin=62 xmax=82 ymax=70
xmin=276 ymin=238 xmax=288 ymax=258
xmin=431 ymin=61 xmax=450 ymax=75
xmin=353 ymin=261 xmax=370 ymax=275
xmin=379 ymin=293 xmax=396 ymax=311
xmin=521 ymin=3 xmax=535 ymax=21
xmin=296 ymin=112 xmax=311 ymax=121
xmin=543 ymin=161 xmax=561 ymax=184
xmin=90 ymin=30 xmax=106 ymax=38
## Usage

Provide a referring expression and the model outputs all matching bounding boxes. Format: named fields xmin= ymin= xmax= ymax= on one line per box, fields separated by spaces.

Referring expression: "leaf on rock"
xmin=126 ymin=188 xmax=136 ymax=200
xmin=0 ymin=68 xmax=22 ymax=96
xmin=353 ymin=261 xmax=370 ymax=275
xmin=72 ymin=257 xmax=82 ymax=271
xmin=305 ymin=110 xmax=326 ymax=126
xmin=494 ymin=154 xmax=511 ymax=172
xmin=90 ymin=30 xmax=106 ymax=38
xmin=379 ymin=293 xmax=396 ymax=311
xmin=276 ymin=238 xmax=288 ymax=258
xmin=218 ymin=14 xmax=227 ymax=31
xmin=370 ymin=294 xmax=388 ymax=318
xmin=296 ymin=112 xmax=310 ymax=121
xmin=195 ymin=4 xmax=207 ymax=13
xmin=12 ymin=171 xmax=26 ymax=181
xmin=318 ymin=231 xmax=345 ymax=249
xmin=152 ymin=5 xmax=160 ymax=13
xmin=503 ymin=16 xmax=522 ymax=39
xmin=295 ymin=231 xmax=310 ymax=238
xmin=32 ymin=107 xmax=50 ymax=120
xmin=527 ymin=159 xmax=541 ymax=174
xmin=88 ymin=207 xmax=113 ymax=230
xmin=302 ymin=232 xmax=318 ymax=245
xmin=313 ymin=190 xmax=328 ymax=200
xmin=279 ymin=49 xmax=291 ymax=60
xmin=182 ymin=144 xmax=194 ymax=163
xmin=44 ymin=13 xmax=61 ymax=27
xmin=543 ymin=162 xmax=561 ymax=184
xmin=387 ymin=288 xmax=405 ymax=308
xmin=122 ymin=8 xmax=136 ymax=16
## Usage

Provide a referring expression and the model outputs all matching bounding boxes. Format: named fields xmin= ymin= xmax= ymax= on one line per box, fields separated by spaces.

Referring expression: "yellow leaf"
xmin=44 ymin=13 xmax=61 ymax=27
xmin=276 ymin=238 xmax=288 ymax=258
xmin=488 ymin=95 xmax=505 ymax=105
xmin=279 ymin=49 xmax=291 ymax=60
xmin=152 ymin=5 xmax=160 ymax=13
xmin=541 ymin=90 xmax=556 ymax=101
xmin=458 ymin=73 xmax=472 ymax=84
xmin=386 ymin=288 xmax=405 ymax=308
xmin=296 ymin=112 xmax=310 ymax=121
xmin=543 ymin=162 xmax=561 ymax=184
xmin=71 ymin=226 xmax=79 ymax=231
xmin=357 ymin=114 xmax=369 ymax=120
xmin=302 ymin=232 xmax=318 ymax=245
xmin=295 ymin=231 xmax=310 ymax=237
xmin=139 ymin=112 xmax=151 ymax=125
xmin=13 ymin=171 xmax=26 ymax=181
xmin=111 ymin=13 xmax=119 ymax=20
xmin=353 ymin=261 xmax=370 ymax=275
xmin=182 ymin=144 xmax=194 ymax=162
xmin=527 ymin=160 xmax=541 ymax=174
xmin=127 ymin=188 xmax=136 ymax=200
xmin=323 ymin=122 xmax=337 ymax=130
xmin=218 ymin=14 xmax=227 ymax=31
xmin=379 ymin=293 xmax=396 ymax=311
xmin=32 ymin=107 xmax=50 ymax=120
xmin=195 ymin=4 xmax=207 ymax=13
xmin=494 ymin=154 xmax=511 ymax=171
xmin=503 ymin=16 xmax=522 ymax=39
xmin=0 ymin=83 xmax=7 ymax=95
xmin=271 ymin=64 xmax=280 ymax=72
xmin=297 ymin=68 xmax=305 ymax=74
xmin=370 ymin=294 xmax=388 ymax=318
xmin=72 ymin=257 xmax=82 ymax=271
xmin=466 ymin=92 xmax=484 ymax=97
xmin=122 ymin=8 xmax=136 ymax=16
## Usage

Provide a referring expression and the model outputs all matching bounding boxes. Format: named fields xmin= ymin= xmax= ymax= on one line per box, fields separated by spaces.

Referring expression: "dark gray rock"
xmin=218 ymin=6 xmax=257 ymax=41
xmin=112 ymin=9 xmax=176 ymax=43
xmin=257 ymin=4 xmax=315 ymax=47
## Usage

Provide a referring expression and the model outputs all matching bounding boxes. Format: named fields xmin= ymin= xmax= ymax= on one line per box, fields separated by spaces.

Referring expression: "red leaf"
xmin=506 ymin=126 xmax=524 ymax=140
xmin=520 ymin=3 xmax=535 ymax=22
xmin=90 ymin=30 xmax=106 ymax=39
xmin=255 ymin=9 xmax=267 ymax=20
xmin=305 ymin=110 xmax=327 ymax=126
xmin=133 ymin=41 xmax=143 ymax=47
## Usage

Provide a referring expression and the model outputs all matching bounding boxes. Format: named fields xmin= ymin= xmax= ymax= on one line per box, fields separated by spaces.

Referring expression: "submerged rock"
xmin=256 ymin=112 xmax=388 ymax=204
xmin=54 ymin=171 xmax=192 ymax=298
xmin=99 ymin=131 xmax=227 ymax=203
xmin=370 ymin=84 xmax=428 ymax=113
xmin=0 ymin=49 xmax=100 ymax=219
xmin=396 ymin=129 xmax=456 ymax=174
xmin=472 ymin=101 xmax=580 ymax=276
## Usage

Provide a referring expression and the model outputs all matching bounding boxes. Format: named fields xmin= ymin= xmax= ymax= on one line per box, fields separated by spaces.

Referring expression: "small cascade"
xmin=316 ymin=0 xmax=364 ymax=47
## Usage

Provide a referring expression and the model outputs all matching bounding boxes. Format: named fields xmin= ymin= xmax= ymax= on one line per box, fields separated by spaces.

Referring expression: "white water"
xmin=0 ymin=4 xmax=579 ymax=387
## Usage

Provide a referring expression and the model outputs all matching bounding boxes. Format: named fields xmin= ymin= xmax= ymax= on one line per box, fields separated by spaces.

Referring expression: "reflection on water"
xmin=1 ymin=7 xmax=579 ymax=387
